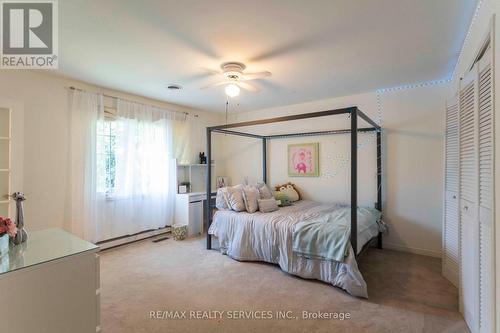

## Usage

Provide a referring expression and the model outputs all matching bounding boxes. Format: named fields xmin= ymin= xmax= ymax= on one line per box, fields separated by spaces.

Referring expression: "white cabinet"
xmin=0 ymin=229 xmax=100 ymax=333
xmin=443 ymin=98 xmax=460 ymax=287
xmin=445 ymin=44 xmax=494 ymax=333
xmin=459 ymin=68 xmax=480 ymax=333
xmin=175 ymin=192 xmax=214 ymax=237
xmin=477 ymin=54 xmax=494 ymax=333
xmin=189 ymin=199 xmax=203 ymax=237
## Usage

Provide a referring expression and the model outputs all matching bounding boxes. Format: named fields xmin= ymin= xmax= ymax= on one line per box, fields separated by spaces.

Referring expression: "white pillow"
xmin=256 ymin=183 xmax=273 ymax=200
xmin=242 ymin=185 xmax=260 ymax=213
xmin=215 ymin=187 xmax=230 ymax=210
xmin=258 ymin=199 xmax=279 ymax=213
xmin=226 ymin=185 xmax=246 ymax=212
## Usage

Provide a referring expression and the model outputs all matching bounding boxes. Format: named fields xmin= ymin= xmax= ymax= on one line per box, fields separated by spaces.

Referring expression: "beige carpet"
xmin=100 ymin=236 xmax=468 ymax=333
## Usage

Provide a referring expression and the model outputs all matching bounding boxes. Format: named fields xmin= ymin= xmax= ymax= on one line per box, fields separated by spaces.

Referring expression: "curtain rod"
xmin=68 ymin=86 xmax=197 ymax=117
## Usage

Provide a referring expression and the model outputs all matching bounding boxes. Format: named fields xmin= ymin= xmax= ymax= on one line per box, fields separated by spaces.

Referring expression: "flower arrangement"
xmin=0 ymin=216 xmax=17 ymax=238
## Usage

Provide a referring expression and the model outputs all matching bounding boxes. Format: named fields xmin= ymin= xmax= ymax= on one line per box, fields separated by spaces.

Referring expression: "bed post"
xmin=351 ymin=108 xmax=358 ymax=256
xmin=262 ymin=138 xmax=267 ymax=184
xmin=376 ymin=129 xmax=383 ymax=249
xmin=206 ymin=128 xmax=212 ymax=250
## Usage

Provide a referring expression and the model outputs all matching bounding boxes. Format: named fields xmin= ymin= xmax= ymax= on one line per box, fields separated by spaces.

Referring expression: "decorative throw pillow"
xmin=274 ymin=192 xmax=292 ymax=207
xmin=258 ymin=198 xmax=279 ymax=213
xmin=242 ymin=185 xmax=260 ymax=213
xmin=215 ymin=187 xmax=230 ymax=210
xmin=256 ymin=183 xmax=273 ymax=200
xmin=226 ymin=185 xmax=246 ymax=212
xmin=274 ymin=182 xmax=300 ymax=202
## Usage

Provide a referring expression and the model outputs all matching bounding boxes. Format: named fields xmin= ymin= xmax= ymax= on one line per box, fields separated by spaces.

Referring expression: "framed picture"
xmin=288 ymin=143 xmax=319 ymax=177
xmin=216 ymin=176 xmax=229 ymax=189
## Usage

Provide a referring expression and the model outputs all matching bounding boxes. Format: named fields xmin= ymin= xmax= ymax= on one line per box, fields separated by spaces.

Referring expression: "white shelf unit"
xmin=0 ymin=108 xmax=11 ymax=217
xmin=174 ymin=159 xmax=216 ymax=237
xmin=176 ymin=160 xmax=216 ymax=193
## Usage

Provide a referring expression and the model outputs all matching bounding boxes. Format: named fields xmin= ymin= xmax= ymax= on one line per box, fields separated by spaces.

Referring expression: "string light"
xmin=375 ymin=0 xmax=483 ymax=93
xmin=321 ymin=152 xmax=350 ymax=179
xmin=376 ymin=77 xmax=451 ymax=94
xmin=320 ymin=74 xmax=454 ymax=179
xmin=304 ymin=0 xmax=484 ymax=180
xmin=320 ymin=132 xmax=373 ymax=179
xmin=451 ymin=0 xmax=484 ymax=80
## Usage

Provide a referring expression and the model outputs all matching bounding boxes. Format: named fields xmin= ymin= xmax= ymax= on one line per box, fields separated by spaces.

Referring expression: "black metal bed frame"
xmin=205 ymin=106 xmax=382 ymax=258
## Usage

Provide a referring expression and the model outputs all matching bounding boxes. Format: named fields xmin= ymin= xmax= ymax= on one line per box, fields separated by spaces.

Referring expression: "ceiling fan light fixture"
xmin=225 ymin=83 xmax=240 ymax=97
xmin=201 ymin=62 xmax=269 ymax=95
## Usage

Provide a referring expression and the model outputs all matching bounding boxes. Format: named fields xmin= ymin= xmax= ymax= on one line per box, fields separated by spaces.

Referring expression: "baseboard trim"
xmin=97 ymin=227 xmax=171 ymax=250
xmin=383 ymin=242 xmax=442 ymax=258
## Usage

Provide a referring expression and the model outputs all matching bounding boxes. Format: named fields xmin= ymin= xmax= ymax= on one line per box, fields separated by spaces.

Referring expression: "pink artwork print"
xmin=288 ymin=143 xmax=319 ymax=177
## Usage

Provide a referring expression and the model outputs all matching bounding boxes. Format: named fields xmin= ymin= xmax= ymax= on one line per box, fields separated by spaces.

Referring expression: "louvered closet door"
xmin=477 ymin=48 xmax=494 ymax=333
xmin=443 ymin=97 xmax=460 ymax=287
xmin=459 ymin=65 xmax=480 ymax=333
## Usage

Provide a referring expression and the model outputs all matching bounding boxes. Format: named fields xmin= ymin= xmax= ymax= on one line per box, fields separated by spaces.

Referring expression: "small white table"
xmin=0 ymin=228 xmax=100 ymax=333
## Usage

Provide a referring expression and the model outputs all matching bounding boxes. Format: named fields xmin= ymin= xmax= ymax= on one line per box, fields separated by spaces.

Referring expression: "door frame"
xmin=0 ymin=97 xmax=24 ymax=218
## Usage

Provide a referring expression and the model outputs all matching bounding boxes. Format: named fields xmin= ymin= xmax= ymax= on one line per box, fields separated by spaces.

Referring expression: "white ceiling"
xmin=59 ymin=0 xmax=478 ymax=113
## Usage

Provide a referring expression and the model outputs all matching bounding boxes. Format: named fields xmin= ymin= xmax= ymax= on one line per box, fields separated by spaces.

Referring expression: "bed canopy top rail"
xmin=265 ymin=127 xmax=377 ymax=139
xmin=206 ymin=106 xmax=382 ymax=258
xmin=211 ymin=128 xmax=264 ymax=139
xmin=212 ymin=127 xmax=378 ymax=139
xmin=208 ymin=107 xmax=357 ymax=130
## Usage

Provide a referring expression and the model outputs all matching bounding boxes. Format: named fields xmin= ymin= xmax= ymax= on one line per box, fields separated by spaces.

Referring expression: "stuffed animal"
xmin=275 ymin=192 xmax=292 ymax=207
xmin=199 ymin=152 xmax=207 ymax=164
xmin=274 ymin=182 xmax=301 ymax=202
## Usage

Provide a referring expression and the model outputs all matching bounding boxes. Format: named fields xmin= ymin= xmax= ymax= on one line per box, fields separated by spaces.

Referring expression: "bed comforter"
xmin=208 ymin=200 xmax=383 ymax=298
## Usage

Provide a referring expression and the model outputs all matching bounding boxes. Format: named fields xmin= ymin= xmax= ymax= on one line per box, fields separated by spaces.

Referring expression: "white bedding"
xmin=208 ymin=200 xmax=380 ymax=298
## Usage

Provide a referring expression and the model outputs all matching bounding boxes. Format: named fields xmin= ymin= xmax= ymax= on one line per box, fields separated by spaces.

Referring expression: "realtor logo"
xmin=1 ymin=0 xmax=58 ymax=68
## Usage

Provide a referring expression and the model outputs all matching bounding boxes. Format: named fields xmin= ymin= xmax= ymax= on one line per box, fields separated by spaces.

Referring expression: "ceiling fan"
xmin=201 ymin=62 xmax=271 ymax=97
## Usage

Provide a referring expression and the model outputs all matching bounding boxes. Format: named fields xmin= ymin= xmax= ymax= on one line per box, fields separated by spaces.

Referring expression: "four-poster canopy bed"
xmin=205 ymin=106 xmax=383 ymax=258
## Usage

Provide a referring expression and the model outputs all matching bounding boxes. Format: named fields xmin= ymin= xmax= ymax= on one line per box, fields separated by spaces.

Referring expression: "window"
xmin=96 ymin=105 xmax=171 ymax=197
xmin=96 ymin=119 xmax=116 ymax=194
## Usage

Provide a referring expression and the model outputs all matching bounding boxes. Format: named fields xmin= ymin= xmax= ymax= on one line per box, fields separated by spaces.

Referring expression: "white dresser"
xmin=0 ymin=228 xmax=100 ymax=333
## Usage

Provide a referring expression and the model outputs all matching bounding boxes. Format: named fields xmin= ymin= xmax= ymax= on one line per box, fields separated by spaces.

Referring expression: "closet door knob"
xmin=464 ymin=206 xmax=469 ymax=211
xmin=452 ymin=195 xmax=456 ymax=199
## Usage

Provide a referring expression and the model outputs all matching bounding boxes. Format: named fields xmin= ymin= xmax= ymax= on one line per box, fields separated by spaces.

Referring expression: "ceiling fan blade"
xmin=200 ymin=67 xmax=224 ymax=76
xmin=241 ymin=71 xmax=272 ymax=80
xmin=200 ymin=80 xmax=229 ymax=90
xmin=237 ymin=81 xmax=260 ymax=92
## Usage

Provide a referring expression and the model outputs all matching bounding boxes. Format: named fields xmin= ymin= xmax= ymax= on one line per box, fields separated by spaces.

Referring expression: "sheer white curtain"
xmin=94 ymin=100 xmax=181 ymax=241
xmin=173 ymin=114 xmax=200 ymax=164
xmin=69 ymin=90 xmax=187 ymax=243
xmin=69 ymin=90 xmax=103 ymax=242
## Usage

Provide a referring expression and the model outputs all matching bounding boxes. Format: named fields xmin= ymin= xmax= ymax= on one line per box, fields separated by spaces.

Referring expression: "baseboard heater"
xmin=97 ymin=226 xmax=171 ymax=250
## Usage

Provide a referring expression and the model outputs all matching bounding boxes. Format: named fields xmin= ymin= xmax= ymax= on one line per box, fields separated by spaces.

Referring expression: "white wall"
xmin=448 ymin=0 xmax=499 ymax=329
xmin=0 ymin=71 xmax=224 ymax=232
xmin=219 ymin=83 xmax=448 ymax=257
